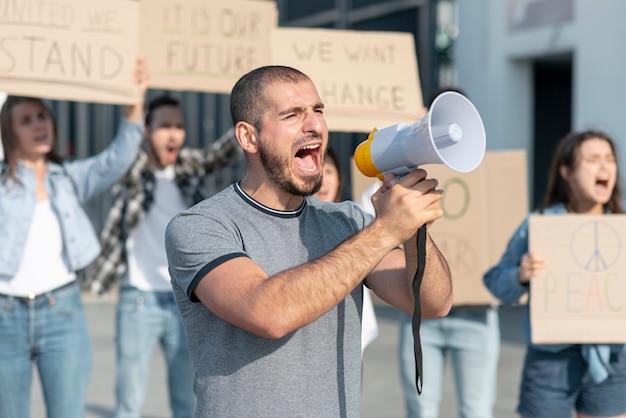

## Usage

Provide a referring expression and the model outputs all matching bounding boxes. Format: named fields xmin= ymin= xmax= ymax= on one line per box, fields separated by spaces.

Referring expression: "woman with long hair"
xmin=0 ymin=59 xmax=148 ymax=418
xmin=484 ymin=130 xmax=626 ymax=418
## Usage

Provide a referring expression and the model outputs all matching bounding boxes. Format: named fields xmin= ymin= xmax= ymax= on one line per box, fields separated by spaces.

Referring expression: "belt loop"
xmin=46 ymin=290 xmax=56 ymax=306
xmin=2 ymin=294 xmax=13 ymax=311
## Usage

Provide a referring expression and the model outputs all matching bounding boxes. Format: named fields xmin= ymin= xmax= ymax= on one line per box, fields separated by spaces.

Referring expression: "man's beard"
xmin=258 ymin=140 xmax=323 ymax=197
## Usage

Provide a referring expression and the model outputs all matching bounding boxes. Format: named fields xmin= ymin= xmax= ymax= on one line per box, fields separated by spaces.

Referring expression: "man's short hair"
xmin=230 ymin=66 xmax=310 ymax=132
xmin=145 ymin=96 xmax=181 ymax=127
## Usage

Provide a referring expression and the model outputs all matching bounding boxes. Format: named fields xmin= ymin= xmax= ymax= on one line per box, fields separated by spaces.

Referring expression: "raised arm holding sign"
xmin=0 ymin=58 xmax=149 ymax=418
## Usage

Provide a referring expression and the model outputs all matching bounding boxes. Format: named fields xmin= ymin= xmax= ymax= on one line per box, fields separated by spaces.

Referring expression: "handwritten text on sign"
xmin=141 ymin=0 xmax=277 ymax=93
xmin=530 ymin=215 xmax=626 ymax=343
xmin=292 ymin=42 xmax=407 ymax=112
xmin=0 ymin=0 xmax=140 ymax=104
xmin=424 ymin=151 xmax=528 ymax=306
xmin=271 ymin=28 xmax=423 ymax=133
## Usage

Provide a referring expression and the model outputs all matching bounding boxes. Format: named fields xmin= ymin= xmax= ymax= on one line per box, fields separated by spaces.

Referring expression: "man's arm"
xmin=419 ymin=233 xmax=453 ymax=317
xmin=365 ymin=232 xmax=452 ymax=319
xmin=179 ymin=127 xmax=243 ymax=177
xmin=206 ymin=127 xmax=243 ymax=167
xmin=362 ymin=171 xmax=453 ymax=318
xmin=192 ymin=170 xmax=444 ymax=339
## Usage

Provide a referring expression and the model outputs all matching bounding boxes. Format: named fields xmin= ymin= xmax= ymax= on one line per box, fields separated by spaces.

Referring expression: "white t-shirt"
xmin=1 ymin=200 xmax=75 ymax=296
xmin=355 ymin=181 xmax=382 ymax=353
xmin=124 ymin=166 xmax=187 ymax=291
xmin=355 ymin=180 xmax=381 ymax=217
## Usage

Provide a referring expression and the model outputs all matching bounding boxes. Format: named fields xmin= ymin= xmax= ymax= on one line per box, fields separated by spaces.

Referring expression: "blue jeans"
xmin=115 ymin=287 xmax=194 ymax=418
xmin=0 ymin=282 xmax=92 ymax=418
xmin=518 ymin=346 xmax=626 ymax=418
xmin=398 ymin=306 xmax=500 ymax=418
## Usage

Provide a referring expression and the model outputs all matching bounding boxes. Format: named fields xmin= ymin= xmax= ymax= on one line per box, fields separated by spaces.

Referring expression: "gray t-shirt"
xmin=165 ymin=183 xmax=374 ymax=418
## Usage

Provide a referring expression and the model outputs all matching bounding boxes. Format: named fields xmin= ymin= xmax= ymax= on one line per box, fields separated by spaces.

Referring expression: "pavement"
xmin=30 ymin=297 xmax=526 ymax=418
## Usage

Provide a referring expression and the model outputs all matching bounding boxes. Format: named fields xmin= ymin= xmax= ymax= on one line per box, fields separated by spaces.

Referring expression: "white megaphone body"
xmin=354 ymin=91 xmax=486 ymax=179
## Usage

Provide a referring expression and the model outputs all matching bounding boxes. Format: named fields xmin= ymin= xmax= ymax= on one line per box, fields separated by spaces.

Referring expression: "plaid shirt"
xmin=86 ymin=128 xmax=241 ymax=295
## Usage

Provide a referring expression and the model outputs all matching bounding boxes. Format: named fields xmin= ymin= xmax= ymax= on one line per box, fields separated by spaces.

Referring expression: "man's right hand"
xmin=370 ymin=169 xmax=444 ymax=247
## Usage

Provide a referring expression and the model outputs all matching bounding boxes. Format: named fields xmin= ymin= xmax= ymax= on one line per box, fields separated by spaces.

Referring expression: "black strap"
xmin=412 ymin=224 xmax=427 ymax=394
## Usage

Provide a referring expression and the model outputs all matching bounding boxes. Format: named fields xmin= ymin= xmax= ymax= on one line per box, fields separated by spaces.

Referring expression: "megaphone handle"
xmin=412 ymin=224 xmax=427 ymax=395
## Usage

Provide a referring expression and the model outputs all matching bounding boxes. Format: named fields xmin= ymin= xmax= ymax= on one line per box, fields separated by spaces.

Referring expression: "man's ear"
xmin=235 ymin=122 xmax=259 ymax=154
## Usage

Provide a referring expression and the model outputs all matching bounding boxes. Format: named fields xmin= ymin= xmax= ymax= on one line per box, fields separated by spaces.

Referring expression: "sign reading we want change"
xmin=530 ymin=215 xmax=626 ymax=343
xmin=271 ymin=27 xmax=424 ymax=133
xmin=140 ymin=0 xmax=277 ymax=94
xmin=0 ymin=0 xmax=141 ymax=104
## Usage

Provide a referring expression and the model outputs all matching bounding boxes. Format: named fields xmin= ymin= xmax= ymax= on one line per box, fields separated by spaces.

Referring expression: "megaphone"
xmin=354 ymin=91 xmax=486 ymax=179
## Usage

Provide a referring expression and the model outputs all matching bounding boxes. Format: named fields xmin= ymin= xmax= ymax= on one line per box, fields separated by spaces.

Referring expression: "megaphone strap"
xmin=412 ymin=224 xmax=427 ymax=395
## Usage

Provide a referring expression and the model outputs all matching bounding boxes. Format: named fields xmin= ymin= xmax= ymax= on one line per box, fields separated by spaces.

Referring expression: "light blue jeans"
xmin=0 ymin=282 xmax=92 ymax=418
xmin=115 ymin=287 xmax=195 ymax=418
xmin=398 ymin=306 xmax=500 ymax=418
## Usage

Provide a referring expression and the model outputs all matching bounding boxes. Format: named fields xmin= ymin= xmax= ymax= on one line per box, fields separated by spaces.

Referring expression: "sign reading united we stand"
xmin=0 ymin=0 xmax=141 ymax=104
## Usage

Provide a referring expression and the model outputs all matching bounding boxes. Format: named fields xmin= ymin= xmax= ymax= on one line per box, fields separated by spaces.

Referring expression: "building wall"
xmin=455 ymin=0 xmax=626 ymax=207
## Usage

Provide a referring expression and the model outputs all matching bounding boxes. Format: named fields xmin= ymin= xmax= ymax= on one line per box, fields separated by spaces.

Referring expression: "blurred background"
xmin=21 ymin=0 xmax=624 ymax=231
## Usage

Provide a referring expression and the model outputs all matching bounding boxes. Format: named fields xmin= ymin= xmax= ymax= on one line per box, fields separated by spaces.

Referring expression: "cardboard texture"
xmin=271 ymin=27 xmax=424 ymax=133
xmin=424 ymin=150 xmax=528 ymax=305
xmin=0 ymin=0 xmax=141 ymax=104
xmin=140 ymin=0 xmax=277 ymax=94
xmin=529 ymin=214 xmax=626 ymax=343
xmin=351 ymin=150 xmax=528 ymax=306
xmin=0 ymin=92 xmax=5 ymax=160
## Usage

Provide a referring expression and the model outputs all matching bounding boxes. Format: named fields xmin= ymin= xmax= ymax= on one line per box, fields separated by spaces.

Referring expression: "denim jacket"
xmin=0 ymin=120 xmax=143 ymax=278
xmin=483 ymin=203 xmax=625 ymax=383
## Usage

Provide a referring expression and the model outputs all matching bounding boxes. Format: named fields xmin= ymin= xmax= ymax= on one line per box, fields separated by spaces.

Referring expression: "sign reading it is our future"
xmin=140 ymin=0 xmax=278 ymax=94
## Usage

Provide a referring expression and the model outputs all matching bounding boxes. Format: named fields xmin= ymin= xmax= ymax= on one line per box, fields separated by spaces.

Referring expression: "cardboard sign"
xmin=141 ymin=0 xmax=277 ymax=94
xmin=0 ymin=0 xmax=141 ymax=104
xmin=423 ymin=150 xmax=528 ymax=306
xmin=530 ymin=215 xmax=626 ymax=343
xmin=0 ymin=91 xmax=5 ymax=160
xmin=271 ymin=27 xmax=424 ymax=133
xmin=351 ymin=150 xmax=528 ymax=306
